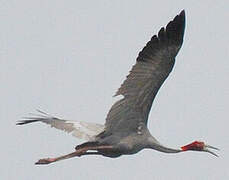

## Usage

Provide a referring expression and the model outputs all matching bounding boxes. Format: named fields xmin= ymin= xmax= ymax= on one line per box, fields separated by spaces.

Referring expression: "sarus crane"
xmin=17 ymin=10 xmax=219 ymax=165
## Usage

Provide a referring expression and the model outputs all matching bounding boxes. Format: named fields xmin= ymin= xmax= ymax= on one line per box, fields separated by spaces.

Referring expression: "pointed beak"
xmin=204 ymin=144 xmax=220 ymax=157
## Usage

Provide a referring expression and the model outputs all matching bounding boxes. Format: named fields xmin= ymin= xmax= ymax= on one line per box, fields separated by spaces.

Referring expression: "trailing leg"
xmin=35 ymin=144 xmax=114 ymax=165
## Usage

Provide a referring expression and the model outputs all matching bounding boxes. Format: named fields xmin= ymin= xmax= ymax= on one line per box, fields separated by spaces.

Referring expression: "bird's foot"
xmin=35 ymin=158 xmax=56 ymax=165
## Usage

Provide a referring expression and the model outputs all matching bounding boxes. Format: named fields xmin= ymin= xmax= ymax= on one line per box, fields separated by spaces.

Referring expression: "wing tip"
xmin=180 ymin=9 xmax=185 ymax=17
xmin=165 ymin=10 xmax=186 ymax=45
xmin=16 ymin=119 xmax=39 ymax=125
xmin=136 ymin=10 xmax=186 ymax=62
xmin=16 ymin=110 xmax=58 ymax=125
xmin=175 ymin=9 xmax=185 ymax=23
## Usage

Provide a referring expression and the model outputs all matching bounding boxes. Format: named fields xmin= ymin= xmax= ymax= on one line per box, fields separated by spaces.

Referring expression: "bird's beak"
xmin=204 ymin=144 xmax=220 ymax=157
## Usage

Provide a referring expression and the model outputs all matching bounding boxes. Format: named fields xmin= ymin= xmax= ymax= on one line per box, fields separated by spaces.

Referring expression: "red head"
xmin=181 ymin=141 xmax=219 ymax=157
xmin=181 ymin=141 xmax=205 ymax=151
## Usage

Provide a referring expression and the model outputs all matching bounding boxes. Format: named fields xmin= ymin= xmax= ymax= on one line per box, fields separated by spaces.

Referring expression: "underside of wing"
xmin=17 ymin=110 xmax=104 ymax=141
xmin=104 ymin=10 xmax=185 ymax=134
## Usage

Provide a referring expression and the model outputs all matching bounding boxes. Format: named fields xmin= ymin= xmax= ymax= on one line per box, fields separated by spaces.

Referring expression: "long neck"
xmin=149 ymin=144 xmax=182 ymax=153
xmin=147 ymin=137 xmax=182 ymax=153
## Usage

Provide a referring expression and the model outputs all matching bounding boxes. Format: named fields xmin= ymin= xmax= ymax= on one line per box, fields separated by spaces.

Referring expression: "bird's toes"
xmin=35 ymin=158 xmax=55 ymax=165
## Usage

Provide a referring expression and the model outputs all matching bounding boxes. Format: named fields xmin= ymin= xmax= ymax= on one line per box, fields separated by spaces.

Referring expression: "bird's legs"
xmin=35 ymin=145 xmax=113 ymax=165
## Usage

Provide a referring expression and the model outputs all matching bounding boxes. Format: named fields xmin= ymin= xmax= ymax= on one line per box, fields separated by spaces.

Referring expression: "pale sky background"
xmin=1 ymin=1 xmax=229 ymax=180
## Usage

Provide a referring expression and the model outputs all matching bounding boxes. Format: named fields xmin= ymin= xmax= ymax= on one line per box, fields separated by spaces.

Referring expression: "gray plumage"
xmin=17 ymin=10 xmax=219 ymax=165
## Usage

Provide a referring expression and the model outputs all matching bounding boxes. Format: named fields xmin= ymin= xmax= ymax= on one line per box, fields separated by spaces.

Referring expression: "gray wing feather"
xmin=104 ymin=11 xmax=185 ymax=134
xmin=17 ymin=111 xmax=104 ymax=141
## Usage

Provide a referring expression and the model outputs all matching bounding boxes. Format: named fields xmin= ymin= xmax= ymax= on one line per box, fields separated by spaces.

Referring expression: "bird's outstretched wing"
xmin=104 ymin=10 xmax=185 ymax=135
xmin=17 ymin=110 xmax=104 ymax=141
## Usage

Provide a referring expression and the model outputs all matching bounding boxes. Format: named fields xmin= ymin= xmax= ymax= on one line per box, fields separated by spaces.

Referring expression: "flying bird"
xmin=17 ymin=10 xmax=219 ymax=165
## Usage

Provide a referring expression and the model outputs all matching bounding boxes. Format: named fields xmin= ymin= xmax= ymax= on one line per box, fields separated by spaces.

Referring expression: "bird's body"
xmin=17 ymin=10 xmax=219 ymax=165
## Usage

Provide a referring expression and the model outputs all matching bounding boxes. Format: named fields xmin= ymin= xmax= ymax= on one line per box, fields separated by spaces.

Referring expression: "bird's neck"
xmin=149 ymin=144 xmax=182 ymax=153
xmin=147 ymin=137 xmax=182 ymax=153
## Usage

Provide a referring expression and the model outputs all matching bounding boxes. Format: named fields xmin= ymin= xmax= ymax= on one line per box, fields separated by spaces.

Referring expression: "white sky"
xmin=1 ymin=0 xmax=229 ymax=179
